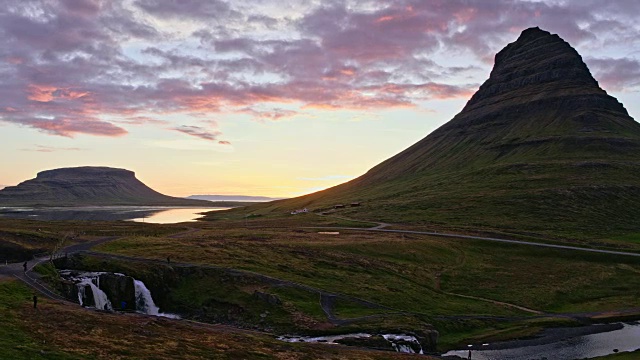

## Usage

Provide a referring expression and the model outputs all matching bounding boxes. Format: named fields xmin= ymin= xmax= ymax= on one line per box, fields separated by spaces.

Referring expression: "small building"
xmin=334 ymin=204 xmax=345 ymax=209
xmin=350 ymin=202 xmax=361 ymax=207
xmin=291 ymin=208 xmax=309 ymax=215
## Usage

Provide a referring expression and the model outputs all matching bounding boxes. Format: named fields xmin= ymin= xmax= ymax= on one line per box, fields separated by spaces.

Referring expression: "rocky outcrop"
xmin=0 ymin=166 xmax=211 ymax=207
xmin=98 ymin=273 xmax=136 ymax=311
xmin=413 ymin=329 xmax=439 ymax=353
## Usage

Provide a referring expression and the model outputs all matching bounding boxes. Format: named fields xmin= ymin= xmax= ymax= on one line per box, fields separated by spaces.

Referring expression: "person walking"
xmin=33 ymin=294 xmax=38 ymax=309
xmin=468 ymin=349 xmax=472 ymax=359
xmin=167 ymin=255 xmax=171 ymax=264
xmin=23 ymin=261 xmax=27 ymax=273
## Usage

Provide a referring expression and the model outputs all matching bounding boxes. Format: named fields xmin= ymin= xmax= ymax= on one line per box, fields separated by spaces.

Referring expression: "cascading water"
xmin=76 ymin=275 xmax=113 ymax=311
xmin=133 ymin=280 xmax=179 ymax=318
xmin=60 ymin=270 xmax=178 ymax=318
xmin=134 ymin=279 xmax=160 ymax=315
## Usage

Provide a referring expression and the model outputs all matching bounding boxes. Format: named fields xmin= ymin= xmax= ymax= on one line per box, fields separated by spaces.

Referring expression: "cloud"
xmin=0 ymin=0 xmax=638 ymax=141
xmin=239 ymin=107 xmax=299 ymax=122
xmin=134 ymin=0 xmax=241 ymax=21
xmin=586 ymin=57 xmax=640 ymax=92
xmin=172 ymin=125 xmax=224 ymax=142
xmin=20 ymin=145 xmax=84 ymax=152
xmin=118 ymin=116 xmax=170 ymax=126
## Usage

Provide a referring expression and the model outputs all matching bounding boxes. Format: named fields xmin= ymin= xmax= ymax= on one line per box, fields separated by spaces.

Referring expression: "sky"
xmin=1 ymin=0 xmax=639 ymax=197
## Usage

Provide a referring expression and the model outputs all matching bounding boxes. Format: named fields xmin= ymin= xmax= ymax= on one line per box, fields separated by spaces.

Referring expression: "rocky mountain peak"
xmin=462 ymin=27 xmax=605 ymax=114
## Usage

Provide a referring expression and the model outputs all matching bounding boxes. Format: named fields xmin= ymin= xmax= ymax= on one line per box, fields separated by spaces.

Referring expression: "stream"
xmin=278 ymin=333 xmax=424 ymax=354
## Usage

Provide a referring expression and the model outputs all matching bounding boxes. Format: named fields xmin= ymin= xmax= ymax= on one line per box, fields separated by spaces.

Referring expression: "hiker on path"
xmin=23 ymin=261 xmax=27 ymax=273
xmin=468 ymin=349 xmax=472 ymax=359
xmin=33 ymin=294 xmax=38 ymax=309
xmin=167 ymin=255 xmax=171 ymax=264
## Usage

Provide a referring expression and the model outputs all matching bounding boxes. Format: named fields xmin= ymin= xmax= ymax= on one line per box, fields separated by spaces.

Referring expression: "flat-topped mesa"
xmin=36 ymin=167 xmax=136 ymax=180
xmin=0 ymin=166 xmax=211 ymax=207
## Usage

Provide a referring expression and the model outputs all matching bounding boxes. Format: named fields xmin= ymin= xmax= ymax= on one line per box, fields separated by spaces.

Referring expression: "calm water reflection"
xmin=443 ymin=322 xmax=640 ymax=360
xmin=0 ymin=207 xmax=228 ymax=223
xmin=130 ymin=207 xmax=227 ymax=223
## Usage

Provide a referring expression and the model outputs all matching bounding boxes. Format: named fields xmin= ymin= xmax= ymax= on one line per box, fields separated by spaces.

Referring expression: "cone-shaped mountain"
xmin=254 ymin=27 xmax=640 ymax=238
xmin=0 ymin=167 xmax=211 ymax=207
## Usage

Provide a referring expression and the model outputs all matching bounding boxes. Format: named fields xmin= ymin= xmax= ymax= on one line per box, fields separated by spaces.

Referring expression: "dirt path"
xmin=442 ymin=291 xmax=543 ymax=315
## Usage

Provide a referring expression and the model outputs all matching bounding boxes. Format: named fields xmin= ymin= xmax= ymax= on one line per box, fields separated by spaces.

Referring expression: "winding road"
xmin=307 ymin=226 xmax=640 ymax=258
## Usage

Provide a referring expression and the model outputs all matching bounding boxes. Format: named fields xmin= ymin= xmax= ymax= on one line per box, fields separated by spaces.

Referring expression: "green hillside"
xmin=222 ymin=28 xmax=640 ymax=239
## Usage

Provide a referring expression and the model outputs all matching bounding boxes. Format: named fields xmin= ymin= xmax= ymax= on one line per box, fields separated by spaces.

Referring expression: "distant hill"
xmin=187 ymin=195 xmax=284 ymax=202
xmin=239 ymin=27 xmax=640 ymax=238
xmin=0 ymin=167 xmax=212 ymax=207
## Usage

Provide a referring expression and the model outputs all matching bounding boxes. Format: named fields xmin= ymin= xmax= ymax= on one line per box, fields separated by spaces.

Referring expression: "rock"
xmin=58 ymin=279 xmax=78 ymax=301
xmin=413 ymin=328 xmax=439 ymax=353
xmin=98 ymin=273 xmax=136 ymax=310
xmin=253 ymin=290 xmax=282 ymax=305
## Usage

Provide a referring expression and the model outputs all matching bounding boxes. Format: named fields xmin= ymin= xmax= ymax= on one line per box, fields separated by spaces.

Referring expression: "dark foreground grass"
xmin=0 ymin=278 xmax=83 ymax=360
xmin=0 ymin=278 xmax=429 ymax=360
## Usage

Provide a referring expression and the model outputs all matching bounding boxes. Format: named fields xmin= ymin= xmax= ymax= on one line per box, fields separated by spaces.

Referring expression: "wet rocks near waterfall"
xmin=60 ymin=271 xmax=135 ymax=310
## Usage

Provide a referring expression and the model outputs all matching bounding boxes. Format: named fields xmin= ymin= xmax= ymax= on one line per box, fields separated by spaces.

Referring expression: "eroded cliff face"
xmin=0 ymin=166 xmax=210 ymax=206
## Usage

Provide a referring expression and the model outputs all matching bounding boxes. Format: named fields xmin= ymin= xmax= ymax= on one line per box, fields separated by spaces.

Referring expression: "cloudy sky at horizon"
xmin=1 ymin=0 xmax=639 ymax=197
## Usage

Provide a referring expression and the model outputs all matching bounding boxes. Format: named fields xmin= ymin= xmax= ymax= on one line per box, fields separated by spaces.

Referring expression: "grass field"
xmin=91 ymin=222 xmax=640 ymax=349
xmin=5 ymin=216 xmax=640 ymax=353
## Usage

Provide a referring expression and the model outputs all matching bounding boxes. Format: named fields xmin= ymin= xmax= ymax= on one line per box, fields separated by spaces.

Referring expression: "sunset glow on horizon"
xmin=1 ymin=1 xmax=639 ymax=197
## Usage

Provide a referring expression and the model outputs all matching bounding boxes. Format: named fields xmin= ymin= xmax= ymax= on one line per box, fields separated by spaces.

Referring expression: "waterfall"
xmin=134 ymin=279 xmax=160 ymax=315
xmin=77 ymin=277 xmax=113 ymax=311
xmin=133 ymin=279 xmax=180 ymax=318
xmin=62 ymin=270 xmax=178 ymax=318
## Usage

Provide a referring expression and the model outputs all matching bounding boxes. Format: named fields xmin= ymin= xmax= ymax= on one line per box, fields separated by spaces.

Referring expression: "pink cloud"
xmin=586 ymin=57 xmax=640 ymax=92
xmin=26 ymin=117 xmax=128 ymax=138
xmin=239 ymin=107 xmax=299 ymax=122
xmin=0 ymin=0 xmax=637 ymax=141
xmin=172 ymin=125 xmax=226 ymax=142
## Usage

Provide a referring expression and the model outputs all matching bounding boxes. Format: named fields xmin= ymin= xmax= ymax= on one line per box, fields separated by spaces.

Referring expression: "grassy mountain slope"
xmin=232 ymin=28 xmax=640 ymax=239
